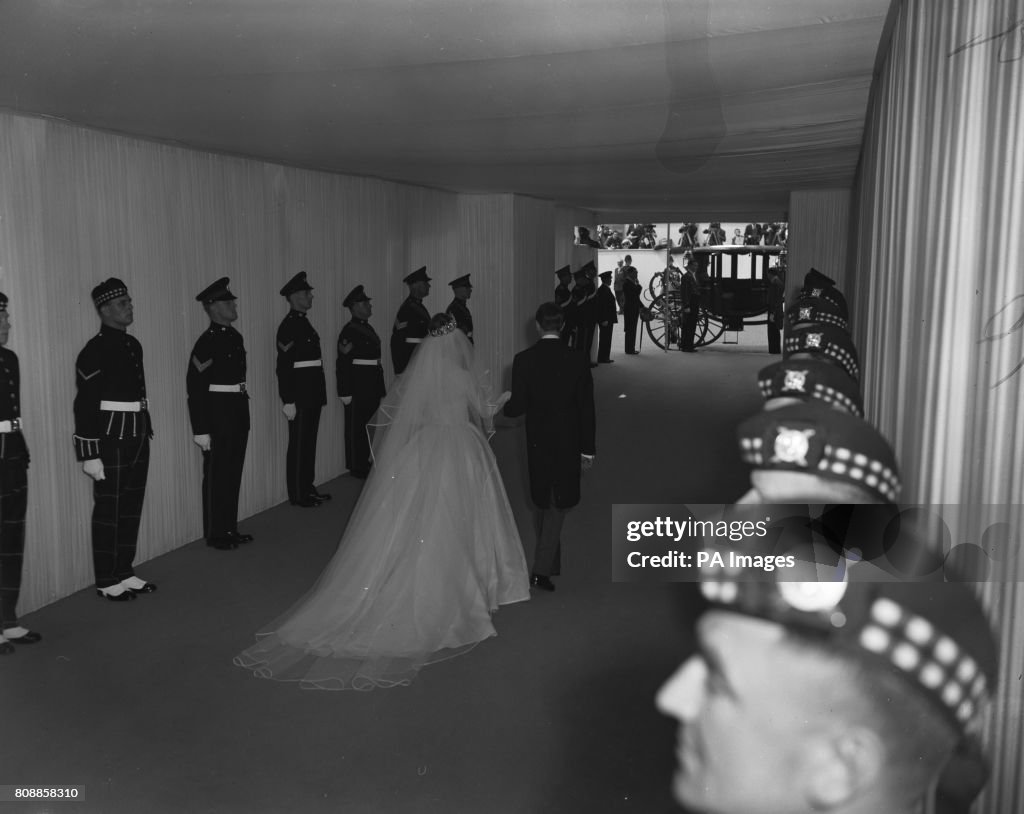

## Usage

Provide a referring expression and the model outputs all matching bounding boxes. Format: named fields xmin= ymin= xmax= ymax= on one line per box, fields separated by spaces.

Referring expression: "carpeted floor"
xmin=1 ymin=337 xmax=769 ymax=814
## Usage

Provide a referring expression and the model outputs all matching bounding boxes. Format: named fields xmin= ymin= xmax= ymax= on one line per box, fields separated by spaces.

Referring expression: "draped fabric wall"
xmin=787 ymin=190 xmax=850 ymax=307
xmin=850 ymin=0 xmax=1024 ymax=809
xmin=0 ymin=111 xmax=565 ymax=615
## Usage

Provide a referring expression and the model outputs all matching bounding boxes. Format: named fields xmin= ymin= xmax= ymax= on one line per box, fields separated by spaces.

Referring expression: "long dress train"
xmin=234 ymin=325 xmax=529 ymax=689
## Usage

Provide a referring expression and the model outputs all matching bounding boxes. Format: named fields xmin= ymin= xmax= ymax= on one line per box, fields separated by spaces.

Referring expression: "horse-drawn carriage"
xmin=643 ymin=245 xmax=785 ymax=350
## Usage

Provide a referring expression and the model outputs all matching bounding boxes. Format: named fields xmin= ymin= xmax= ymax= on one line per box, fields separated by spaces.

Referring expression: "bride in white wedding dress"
xmin=234 ymin=313 xmax=530 ymax=689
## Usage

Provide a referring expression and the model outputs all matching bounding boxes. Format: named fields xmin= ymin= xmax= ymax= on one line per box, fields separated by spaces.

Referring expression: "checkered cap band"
xmin=737 ymin=402 xmax=900 ymax=502
xmin=91 ymin=279 xmax=129 ymax=307
xmin=698 ymin=577 xmax=994 ymax=732
xmin=758 ymin=360 xmax=863 ymax=418
xmin=784 ymin=327 xmax=860 ymax=382
xmin=786 ymin=300 xmax=849 ymax=332
xmin=798 ymin=286 xmax=849 ymax=320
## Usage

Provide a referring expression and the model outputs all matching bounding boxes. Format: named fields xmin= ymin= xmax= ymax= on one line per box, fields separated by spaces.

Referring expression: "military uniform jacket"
xmin=390 ymin=296 xmax=431 ymax=371
xmin=596 ymin=285 xmax=618 ymax=324
xmin=446 ymin=298 xmax=474 ymax=343
xmin=574 ymin=281 xmax=597 ymax=325
xmin=0 ymin=347 xmax=28 ymax=461
xmin=275 ymin=310 xmax=327 ymax=408
xmin=336 ymin=318 xmax=386 ymax=400
xmin=187 ymin=323 xmax=248 ymax=436
xmin=73 ymin=326 xmax=152 ymax=461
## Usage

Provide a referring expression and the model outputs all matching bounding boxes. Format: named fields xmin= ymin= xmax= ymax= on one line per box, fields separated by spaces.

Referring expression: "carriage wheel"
xmin=694 ymin=308 xmax=725 ymax=347
xmin=644 ymin=294 xmax=683 ymax=351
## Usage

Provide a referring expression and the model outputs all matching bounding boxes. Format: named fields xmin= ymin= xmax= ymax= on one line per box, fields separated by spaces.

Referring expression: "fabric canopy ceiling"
xmin=0 ymin=0 xmax=892 ymax=221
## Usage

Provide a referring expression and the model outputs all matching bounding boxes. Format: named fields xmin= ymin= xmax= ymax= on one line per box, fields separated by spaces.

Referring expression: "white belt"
xmin=100 ymin=400 xmax=146 ymax=412
xmin=0 ymin=418 xmax=21 ymax=433
xmin=294 ymin=359 xmax=322 ymax=369
xmin=209 ymin=383 xmax=247 ymax=393
xmin=352 ymin=359 xmax=381 ymax=366
xmin=405 ymin=338 xmax=423 ymax=344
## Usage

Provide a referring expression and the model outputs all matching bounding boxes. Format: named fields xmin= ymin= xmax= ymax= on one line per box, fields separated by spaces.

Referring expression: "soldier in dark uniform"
xmin=595 ymin=270 xmax=618 ymax=363
xmin=337 ymin=285 xmax=386 ymax=480
xmin=74 ymin=279 xmax=157 ymax=600
xmin=679 ymin=255 xmax=702 ymax=352
xmin=276 ymin=271 xmax=330 ymax=508
xmin=766 ymin=262 xmax=785 ymax=354
xmin=446 ymin=274 xmax=474 ymax=343
xmin=572 ymin=262 xmax=598 ymax=366
xmin=554 ymin=265 xmax=575 ymax=345
xmin=390 ymin=266 xmax=431 ymax=375
xmin=187 ymin=278 xmax=252 ymax=550
xmin=0 ymin=293 xmax=40 ymax=650
xmin=658 ymin=560 xmax=999 ymax=814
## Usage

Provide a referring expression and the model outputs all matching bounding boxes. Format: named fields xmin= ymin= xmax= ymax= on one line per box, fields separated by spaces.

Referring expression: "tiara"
xmin=429 ymin=315 xmax=458 ymax=337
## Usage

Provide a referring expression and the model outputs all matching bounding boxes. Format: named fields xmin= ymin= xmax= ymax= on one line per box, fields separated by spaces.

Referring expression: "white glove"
xmin=282 ymin=403 xmax=297 ymax=421
xmin=82 ymin=459 xmax=105 ymax=481
xmin=340 ymin=396 xmax=353 ymax=406
xmin=193 ymin=434 xmax=212 ymax=452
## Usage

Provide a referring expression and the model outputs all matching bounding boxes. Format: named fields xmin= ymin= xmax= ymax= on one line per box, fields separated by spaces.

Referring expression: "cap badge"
xmin=805 ymin=332 xmax=824 ymax=349
xmin=778 ymin=579 xmax=849 ymax=613
xmin=812 ymin=287 xmax=823 ymax=297
xmin=771 ymin=426 xmax=815 ymax=466
xmin=782 ymin=370 xmax=809 ymax=392
xmin=799 ymin=307 xmax=813 ymax=321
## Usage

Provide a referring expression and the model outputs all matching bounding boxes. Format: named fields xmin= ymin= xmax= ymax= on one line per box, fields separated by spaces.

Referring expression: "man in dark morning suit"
xmin=187 ymin=277 xmax=252 ymax=550
xmin=595 ymin=270 xmax=618 ymax=363
xmin=553 ymin=265 xmax=575 ymax=345
xmin=0 ymin=293 xmax=41 ymax=650
xmin=446 ymin=274 xmax=474 ymax=343
xmin=73 ymin=278 xmax=157 ymax=601
xmin=276 ymin=272 xmax=330 ymax=508
xmin=337 ymin=285 xmax=386 ymax=480
xmin=390 ymin=266 xmax=431 ymax=375
xmin=622 ymin=265 xmax=643 ymax=355
xmin=504 ymin=302 xmax=596 ymax=592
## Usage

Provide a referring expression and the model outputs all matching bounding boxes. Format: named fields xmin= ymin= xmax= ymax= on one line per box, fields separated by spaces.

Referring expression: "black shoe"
xmin=0 ymin=641 xmax=13 ymax=655
xmin=125 ymin=581 xmax=158 ymax=595
xmin=309 ymin=491 xmax=332 ymax=502
xmin=530 ymin=574 xmax=555 ymax=592
xmin=589 ymin=363 xmax=599 ymax=368
xmin=206 ymin=537 xmax=239 ymax=550
xmin=96 ymin=588 xmax=137 ymax=601
xmin=290 ymin=498 xmax=320 ymax=508
xmin=625 ymin=351 xmax=639 ymax=355
xmin=227 ymin=531 xmax=254 ymax=543
xmin=598 ymin=359 xmax=614 ymax=364
xmin=6 ymin=630 xmax=42 ymax=644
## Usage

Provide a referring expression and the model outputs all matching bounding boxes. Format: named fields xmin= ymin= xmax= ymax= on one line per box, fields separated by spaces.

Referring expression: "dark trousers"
xmin=0 ymin=450 xmax=28 ymax=628
xmin=286 ymin=405 xmax=321 ymax=502
xmin=680 ymin=307 xmax=699 ymax=350
xmin=623 ymin=303 xmax=640 ymax=352
xmin=92 ymin=435 xmax=149 ymax=589
xmin=767 ymin=316 xmax=782 ymax=354
xmin=597 ymin=323 xmax=614 ymax=362
xmin=577 ymin=322 xmax=596 ymax=363
xmin=344 ymin=395 xmax=380 ymax=476
xmin=203 ymin=424 xmax=248 ymax=539
xmin=532 ymin=501 xmax=567 ymax=577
